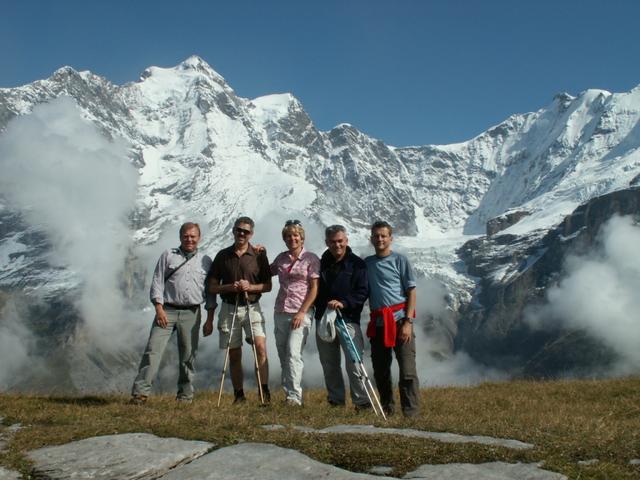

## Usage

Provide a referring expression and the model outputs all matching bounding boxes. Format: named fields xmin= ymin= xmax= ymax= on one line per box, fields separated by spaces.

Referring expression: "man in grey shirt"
xmin=130 ymin=222 xmax=216 ymax=404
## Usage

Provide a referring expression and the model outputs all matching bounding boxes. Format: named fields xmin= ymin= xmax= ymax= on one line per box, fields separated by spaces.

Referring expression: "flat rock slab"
xmin=404 ymin=462 xmax=567 ymax=479
xmin=0 ymin=466 xmax=21 ymax=480
xmin=20 ymin=432 xmax=568 ymax=480
xmin=162 ymin=443 xmax=564 ymax=480
xmin=28 ymin=433 xmax=214 ymax=480
xmin=161 ymin=442 xmax=393 ymax=479
xmin=262 ymin=424 xmax=534 ymax=450
xmin=369 ymin=465 xmax=394 ymax=475
xmin=0 ymin=423 xmax=22 ymax=453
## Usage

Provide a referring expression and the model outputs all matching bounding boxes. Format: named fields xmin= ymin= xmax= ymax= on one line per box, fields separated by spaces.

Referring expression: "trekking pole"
xmin=335 ymin=309 xmax=387 ymax=420
xmin=217 ymin=294 xmax=240 ymax=407
xmin=244 ymin=292 xmax=265 ymax=404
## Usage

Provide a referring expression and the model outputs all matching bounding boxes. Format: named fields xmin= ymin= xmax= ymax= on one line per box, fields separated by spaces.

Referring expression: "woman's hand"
xmin=291 ymin=311 xmax=306 ymax=329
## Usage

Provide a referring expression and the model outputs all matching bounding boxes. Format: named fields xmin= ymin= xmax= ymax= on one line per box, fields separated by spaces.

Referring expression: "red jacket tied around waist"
xmin=367 ymin=302 xmax=407 ymax=347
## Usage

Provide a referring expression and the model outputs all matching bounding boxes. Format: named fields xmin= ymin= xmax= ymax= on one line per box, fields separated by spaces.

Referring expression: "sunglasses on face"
xmin=285 ymin=219 xmax=302 ymax=226
xmin=234 ymin=227 xmax=252 ymax=236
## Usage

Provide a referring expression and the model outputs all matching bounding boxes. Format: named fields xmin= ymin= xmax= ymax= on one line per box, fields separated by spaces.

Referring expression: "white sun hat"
xmin=318 ymin=308 xmax=337 ymax=342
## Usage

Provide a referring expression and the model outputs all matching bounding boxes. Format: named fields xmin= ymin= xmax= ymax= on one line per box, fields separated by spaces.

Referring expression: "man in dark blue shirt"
xmin=314 ymin=225 xmax=370 ymax=410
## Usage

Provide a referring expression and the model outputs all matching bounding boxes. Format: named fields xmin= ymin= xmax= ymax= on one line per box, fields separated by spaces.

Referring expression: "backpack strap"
xmin=164 ymin=251 xmax=196 ymax=284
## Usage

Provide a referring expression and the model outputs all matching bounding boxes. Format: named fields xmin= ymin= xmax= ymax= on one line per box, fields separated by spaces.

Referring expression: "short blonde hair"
xmin=282 ymin=224 xmax=305 ymax=241
xmin=180 ymin=222 xmax=201 ymax=236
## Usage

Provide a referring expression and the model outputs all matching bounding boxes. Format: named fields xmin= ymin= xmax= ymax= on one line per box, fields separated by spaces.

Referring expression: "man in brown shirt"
xmin=205 ymin=216 xmax=272 ymax=403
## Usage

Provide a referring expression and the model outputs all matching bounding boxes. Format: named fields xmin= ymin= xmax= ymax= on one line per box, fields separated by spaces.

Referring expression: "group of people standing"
xmin=130 ymin=216 xmax=420 ymax=418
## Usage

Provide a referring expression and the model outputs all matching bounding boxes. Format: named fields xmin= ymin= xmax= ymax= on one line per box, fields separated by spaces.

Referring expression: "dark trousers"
xmin=370 ymin=325 xmax=420 ymax=417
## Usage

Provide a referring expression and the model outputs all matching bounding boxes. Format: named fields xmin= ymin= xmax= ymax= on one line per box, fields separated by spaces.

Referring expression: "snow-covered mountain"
xmin=1 ymin=56 xmax=639 ymax=390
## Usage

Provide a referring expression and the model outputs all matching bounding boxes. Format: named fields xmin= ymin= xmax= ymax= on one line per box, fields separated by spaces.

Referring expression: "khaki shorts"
xmin=218 ymin=301 xmax=266 ymax=349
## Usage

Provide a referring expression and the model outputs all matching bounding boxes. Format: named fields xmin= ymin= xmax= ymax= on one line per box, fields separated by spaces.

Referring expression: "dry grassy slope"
xmin=0 ymin=377 xmax=639 ymax=479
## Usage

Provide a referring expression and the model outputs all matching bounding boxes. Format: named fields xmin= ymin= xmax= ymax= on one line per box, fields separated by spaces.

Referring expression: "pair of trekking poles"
xmin=217 ymin=292 xmax=265 ymax=406
xmin=334 ymin=308 xmax=387 ymax=420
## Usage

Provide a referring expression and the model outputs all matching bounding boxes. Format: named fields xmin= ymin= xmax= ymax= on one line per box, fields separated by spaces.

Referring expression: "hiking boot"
xmin=129 ymin=395 xmax=147 ymax=405
xmin=355 ymin=402 xmax=373 ymax=412
xmin=233 ymin=389 xmax=246 ymax=404
xmin=176 ymin=396 xmax=193 ymax=404
xmin=382 ymin=405 xmax=395 ymax=417
xmin=260 ymin=385 xmax=271 ymax=405
xmin=285 ymin=398 xmax=302 ymax=407
xmin=402 ymin=408 xmax=420 ymax=418
xmin=328 ymin=399 xmax=345 ymax=407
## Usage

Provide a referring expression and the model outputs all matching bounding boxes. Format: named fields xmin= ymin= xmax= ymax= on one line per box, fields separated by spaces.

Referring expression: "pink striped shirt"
xmin=270 ymin=248 xmax=320 ymax=313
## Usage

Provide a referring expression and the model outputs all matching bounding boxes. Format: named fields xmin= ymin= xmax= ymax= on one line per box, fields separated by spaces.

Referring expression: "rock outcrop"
xmin=457 ymin=187 xmax=640 ymax=375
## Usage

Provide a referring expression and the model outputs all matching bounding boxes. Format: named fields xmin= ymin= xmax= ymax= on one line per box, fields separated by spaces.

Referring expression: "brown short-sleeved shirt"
xmin=208 ymin=244 xmax=271 ymax=304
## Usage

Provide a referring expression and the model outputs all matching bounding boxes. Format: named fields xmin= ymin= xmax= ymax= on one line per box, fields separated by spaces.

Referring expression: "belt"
xmin=164 ymin=303 xmax=200 ymax=311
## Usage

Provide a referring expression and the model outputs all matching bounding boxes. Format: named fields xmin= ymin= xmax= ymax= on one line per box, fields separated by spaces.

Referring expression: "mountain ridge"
xmin=1 ymin=57 xmax=639 ymax=389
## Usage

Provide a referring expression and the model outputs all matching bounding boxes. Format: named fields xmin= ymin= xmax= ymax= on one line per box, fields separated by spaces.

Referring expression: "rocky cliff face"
xmin=457 ymin=187 xmax=640 ymax=376
xmin=1 ymin=56 xmax=639 ymax=389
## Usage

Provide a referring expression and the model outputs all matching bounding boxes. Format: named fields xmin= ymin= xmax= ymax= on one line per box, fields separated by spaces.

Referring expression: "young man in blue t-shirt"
xmin=365 ymin=221 xmax=420 ymax=417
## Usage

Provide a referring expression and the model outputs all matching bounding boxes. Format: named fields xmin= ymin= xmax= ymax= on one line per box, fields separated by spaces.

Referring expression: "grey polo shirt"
xmin=150 ymin=247 xmax=216 ymax=310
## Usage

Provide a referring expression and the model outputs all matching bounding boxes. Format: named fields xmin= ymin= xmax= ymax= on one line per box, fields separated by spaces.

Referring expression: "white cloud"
xmin=0 ymin=97 xmax=139 ymax=348
xmin=413 ymin=277 xmax=507 ymax=386
xmin=526 ymin=215 xmax=640 ymax=372
xmin=0 ymin=301 xmax=32 ymax=389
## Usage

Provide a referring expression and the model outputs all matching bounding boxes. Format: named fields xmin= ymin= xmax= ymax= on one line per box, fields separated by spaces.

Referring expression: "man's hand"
xmin=203 ymin=308 xmax=215 ymax=336
xmin=397 ymin=320 xmax=412 ymax=344
xmin=154 ymin=304 xmax=168 ymax=328
xmin=234 ymin=279 xmax=251 ymax=292
xmin=203 ymin=318 xmax=214 ymax=336
xmin=327 ymin=300 xmax=344 ymax=310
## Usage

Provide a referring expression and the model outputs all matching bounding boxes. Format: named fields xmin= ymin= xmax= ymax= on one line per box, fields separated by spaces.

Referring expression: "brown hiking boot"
xmin=233 ymin=389 xmax=246 ymax=404
xmin=260 ymin=385 xmax=271 ymax=404
xmin=129 ymin=395 xmax=147 ymax=405
xmin=355 ymin=402 xmax=373 ymax=412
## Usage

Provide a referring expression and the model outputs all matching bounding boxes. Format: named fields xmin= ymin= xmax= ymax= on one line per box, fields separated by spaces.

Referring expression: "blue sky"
xmin=2 ymin=0 xmax=640 ymax=146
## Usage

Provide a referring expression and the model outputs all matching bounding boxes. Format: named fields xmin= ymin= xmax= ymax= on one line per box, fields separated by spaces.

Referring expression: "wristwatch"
xmin=402 ymin=317 xmax=413 ymax=324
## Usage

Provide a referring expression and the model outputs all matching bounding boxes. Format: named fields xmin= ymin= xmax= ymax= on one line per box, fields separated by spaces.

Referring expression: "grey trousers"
xmin=132 ymin=307 xmax=201 ymax=400
xmin=315 ymin=321 xmax=370 ymax=406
